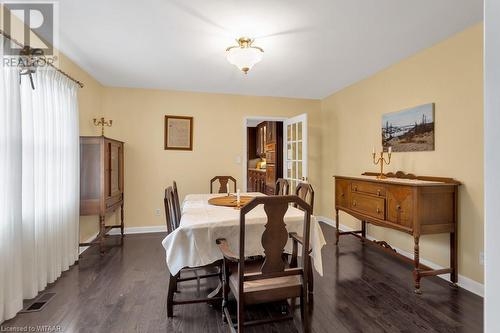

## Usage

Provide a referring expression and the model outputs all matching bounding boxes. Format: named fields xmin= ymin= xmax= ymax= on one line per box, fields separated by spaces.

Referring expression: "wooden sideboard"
xmin=334 ymin=171 xmax=460 ymax=293
xmin=80 ymin=136 xmax=124 ymax=254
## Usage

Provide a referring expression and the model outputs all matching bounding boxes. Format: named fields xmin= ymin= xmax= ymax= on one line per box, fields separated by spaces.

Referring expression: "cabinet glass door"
xmin=283 ymin=114 xmax=308 ymax=192
xmin=109 ymin=143 xmax=121 ymax=196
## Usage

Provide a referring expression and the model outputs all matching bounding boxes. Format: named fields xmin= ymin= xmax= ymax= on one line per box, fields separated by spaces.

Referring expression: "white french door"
xmin=283 ymin=114 xmax=308 ymax=192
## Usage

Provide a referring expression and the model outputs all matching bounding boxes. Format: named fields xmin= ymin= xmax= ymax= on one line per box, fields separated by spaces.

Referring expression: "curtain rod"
xmin=0 ymin=28 xmax=84 ymax=88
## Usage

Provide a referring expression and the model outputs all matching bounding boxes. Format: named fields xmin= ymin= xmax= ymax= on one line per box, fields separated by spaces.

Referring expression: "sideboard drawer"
xmin=351 ymin=181 xmax=386 ymax=197
xmin=351 ymin=193 xmax=385 ymax=219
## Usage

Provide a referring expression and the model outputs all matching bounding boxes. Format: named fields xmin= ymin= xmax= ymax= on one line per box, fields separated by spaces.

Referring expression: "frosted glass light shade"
xmin=226 ymin=47 xmax=263 ymax=74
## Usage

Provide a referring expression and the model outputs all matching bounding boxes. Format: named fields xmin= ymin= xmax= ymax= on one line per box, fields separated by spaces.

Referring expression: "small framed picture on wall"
xmin=164 ymin=115 xmax=193 ymax=151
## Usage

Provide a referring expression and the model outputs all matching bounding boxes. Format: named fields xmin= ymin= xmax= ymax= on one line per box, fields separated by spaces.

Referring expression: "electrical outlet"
xmin=155 ymin=208 xmax=161 ymax=216
xmin=480 ymin=251 xmax=484 ymax=265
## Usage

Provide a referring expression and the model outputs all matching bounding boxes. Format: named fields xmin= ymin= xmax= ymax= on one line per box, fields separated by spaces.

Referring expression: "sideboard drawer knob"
xmin=376 ymin=208 xmax=381 ymax=214
xmin=377 ymin=190 xmax=381 ymax=196
xmin=396 ymin=205 xmax=401 ymax=210
xmin=354 ymin=186 xmax=358 ymax=191
xmin=352 ymin=201 xmax=357 ymax=207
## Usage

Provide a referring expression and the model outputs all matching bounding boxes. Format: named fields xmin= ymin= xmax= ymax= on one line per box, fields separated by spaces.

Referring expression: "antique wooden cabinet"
xmin=263 ymin=121 xmax=283 ymax=195
xmin=247 ymin=169 xmax=266 ymax=193
xmin=247 ymin=121 xmax=283 ymax=194
xmin=334 ymin=172 xmax=460 ymax=293
xmin=80 ymin=136 xmax=124 ymax=253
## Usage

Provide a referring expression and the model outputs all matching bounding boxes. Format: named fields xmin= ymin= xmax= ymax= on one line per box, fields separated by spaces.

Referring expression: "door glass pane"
xmin=292 ymin=142 xmax=297 ymax=160
xmin=298 ymin=122 xmax=303 ymax=140
xmin=298 ymin=163 xmax=302 ymax=180
xmin=291 ymin=162 xmax=296 ymax=180
xmin=292 ymin=123 xmax=297 ymax=141
xmin=287 ymin=125 xmax=292 ymax=142
xmin=298 ymin=142 xmax=302 ymax=160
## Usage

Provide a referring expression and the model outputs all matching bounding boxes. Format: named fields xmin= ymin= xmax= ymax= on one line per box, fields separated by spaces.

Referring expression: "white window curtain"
xmin=20 ymin=68 xmax=80 ymax=299
xmin=1 ymin=41 xmax=80 ymax=322
xmin=0 ymin=44 xmax=23 ymax=324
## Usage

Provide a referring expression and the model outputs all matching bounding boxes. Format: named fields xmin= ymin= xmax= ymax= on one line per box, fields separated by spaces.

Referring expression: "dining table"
xmin=161 ymin=192 xmax=326 ymax=277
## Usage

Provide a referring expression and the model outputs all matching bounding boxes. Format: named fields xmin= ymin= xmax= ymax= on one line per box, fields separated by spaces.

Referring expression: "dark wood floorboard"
xmin=2 ymin=224 xmax=483 ymax=332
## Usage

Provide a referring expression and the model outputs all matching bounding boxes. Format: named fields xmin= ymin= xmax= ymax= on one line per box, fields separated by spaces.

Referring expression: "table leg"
xmin=335 ymin=209 xmax=340 ymax=245
xmin=120 ymin=202 xmax=124 ymax=238
xmin=99 ymin=215 xmax=105 ymax=255
xmin=413 ymin=235 xmax=421 ymax=294
xmin=450 ymin=231 xmax=458 ymax=288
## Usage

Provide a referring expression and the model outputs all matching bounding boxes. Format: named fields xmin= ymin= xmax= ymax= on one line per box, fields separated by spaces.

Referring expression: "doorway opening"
xmin=242 ymin=114 xmax=308 ymax=193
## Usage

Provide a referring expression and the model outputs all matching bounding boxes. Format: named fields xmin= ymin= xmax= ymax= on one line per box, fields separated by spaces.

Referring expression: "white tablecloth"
xmin=162 ymin=193 xmax=326 ymax=276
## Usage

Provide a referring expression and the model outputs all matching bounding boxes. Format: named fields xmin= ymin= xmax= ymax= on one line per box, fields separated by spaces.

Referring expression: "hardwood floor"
xmin=2 ymin=224 xmax=483 ymax=332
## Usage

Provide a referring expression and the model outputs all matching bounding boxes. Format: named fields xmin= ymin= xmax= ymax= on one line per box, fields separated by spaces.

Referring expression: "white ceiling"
xmin=56 ymin=0 xmax=483 ymax=99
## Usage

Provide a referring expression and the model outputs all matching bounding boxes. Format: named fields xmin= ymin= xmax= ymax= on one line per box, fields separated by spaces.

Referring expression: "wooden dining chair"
xmin=210 ymin=176 xmax=237 ymax=194
xmin=294 ymin=182 xmax=315 ymax=213
xmin=164 ymin=187 xmax=179 ymax=233
xmin=216 ymin=195 xmax=312 ymax=333
xmin=275 ymin=178 xmax=290 ymax=195
xmin=172 ymin=180 xmax=182 ymax=223
xmin=292 ymin=182 xmax=315 ymax=296
xmin=164 ymin=186 xmax=222 ymax=317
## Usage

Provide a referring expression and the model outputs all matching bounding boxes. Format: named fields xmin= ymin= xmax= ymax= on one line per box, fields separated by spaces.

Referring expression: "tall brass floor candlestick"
xmin=372 ymin=148 xmax=392 ymax=179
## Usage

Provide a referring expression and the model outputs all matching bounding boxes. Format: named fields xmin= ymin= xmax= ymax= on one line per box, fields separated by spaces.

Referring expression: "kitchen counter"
xmin=248 ymin=168 xmax=266 ymax=172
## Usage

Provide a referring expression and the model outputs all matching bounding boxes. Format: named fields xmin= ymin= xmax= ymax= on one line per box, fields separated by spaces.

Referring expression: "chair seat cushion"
xmin=229 ymin=268 xmax=303 ymax=304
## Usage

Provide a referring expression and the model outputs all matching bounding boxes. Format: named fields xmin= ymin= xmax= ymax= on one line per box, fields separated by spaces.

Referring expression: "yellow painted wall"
xmin=99 ymin=88 xmax=321 ymax=232
xmin=319 ymin=24 xmax=484 ymax=283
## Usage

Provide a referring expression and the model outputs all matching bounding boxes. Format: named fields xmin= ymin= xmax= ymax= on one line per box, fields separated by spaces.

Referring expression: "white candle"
xmin=236 ymin=189 xmax=241 ymax=203
xmin=388 ymin=147 xmax=392 ymax=154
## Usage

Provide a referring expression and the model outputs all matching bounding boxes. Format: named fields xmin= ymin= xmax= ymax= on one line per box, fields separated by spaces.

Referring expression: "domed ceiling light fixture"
xmin=226 ymin=37 xmax=264 ymax=74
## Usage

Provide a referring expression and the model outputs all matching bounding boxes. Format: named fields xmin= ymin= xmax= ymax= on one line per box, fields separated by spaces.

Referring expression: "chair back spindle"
xmin=294 ymin=182 xmax=315 ymax=213
xmin=239 ymin=196 xmax=312 ymax=283
xmin=275 ymin=178 xmax=290 ymax=196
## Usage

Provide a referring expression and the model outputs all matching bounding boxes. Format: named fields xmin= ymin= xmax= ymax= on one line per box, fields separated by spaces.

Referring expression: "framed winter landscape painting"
xmin=382 ymin=103 xmax=435 ymax=152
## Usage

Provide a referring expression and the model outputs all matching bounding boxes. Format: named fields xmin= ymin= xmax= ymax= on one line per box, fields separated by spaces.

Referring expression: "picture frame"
xmin=164 ymin=115 xmax=193 ymax=151
xmin=382 ymin=103 xmax=435 ymax=152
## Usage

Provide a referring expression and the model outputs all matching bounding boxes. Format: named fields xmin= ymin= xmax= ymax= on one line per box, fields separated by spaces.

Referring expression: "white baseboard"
xmin=107 ymin=225 xmax=167 ymax=235
xmin=79 ymin=232 xmax=99 ymax=255
xmin=316 ymin=216 xmax=484 ymax=297
xmin=79 ymin=226 xmax=167 ymax=255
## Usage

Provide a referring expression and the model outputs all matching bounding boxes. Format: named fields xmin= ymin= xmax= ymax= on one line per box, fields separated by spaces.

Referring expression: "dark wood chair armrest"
xmin=216 ymin=238 xmax=239 ymax=262
xmin=289 ymin=232 xmax=312 ymax=255
xmin=289 ymin=232 xmax=304 ymax=244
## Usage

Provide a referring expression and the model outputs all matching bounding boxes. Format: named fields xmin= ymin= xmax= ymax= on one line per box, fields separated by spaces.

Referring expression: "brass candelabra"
xmin=372 ymin=148 xmax=392 ymax=179
xmin=93 ymin=117 xmax=113 ymax=136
